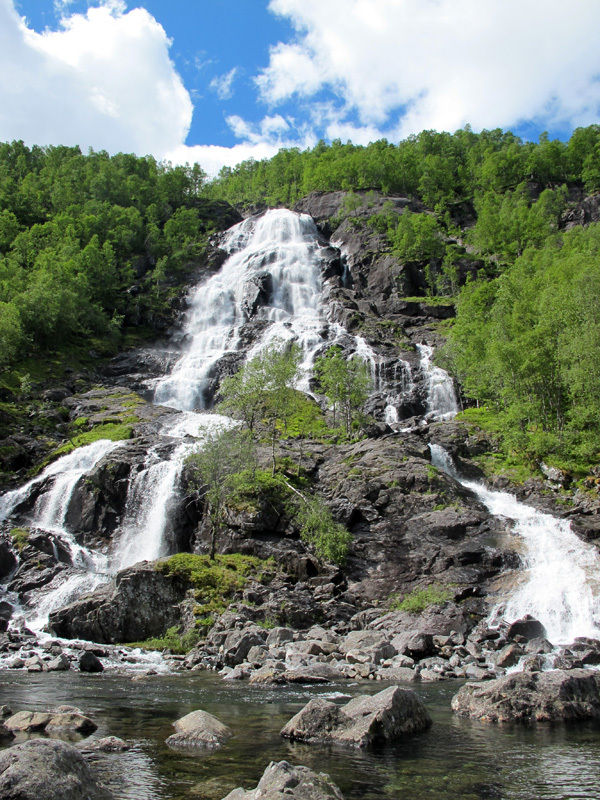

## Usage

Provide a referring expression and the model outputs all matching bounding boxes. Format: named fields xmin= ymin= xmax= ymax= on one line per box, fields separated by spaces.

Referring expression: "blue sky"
xmin=3 ymin=0 xmax=600 ymax=175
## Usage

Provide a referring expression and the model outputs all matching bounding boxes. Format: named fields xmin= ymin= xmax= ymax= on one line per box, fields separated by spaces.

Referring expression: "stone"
xmin=45 ymin=712 xmax=98 ymax=736
xmin=0 ymin=738 xmax=114 ymax=800
xmin=166 ymin=709 xmax=233 ymax=749
xmin=0 ymin=723 xmax=14 ymax=742
xmin=451 ymin=669 xmax=600 ymax=722
xmin=5 ymin=711 xmax=52 ymax=733
xmin=47 ymin=653 xmax=71 ymax=671
xmin=79 ymin=651 xmax=104 ymax=672
xmin=223 ymin=629 xmax=267 ymax=667
xmin=222 ymin=760 xmax=344 ymax=800
xmin=493 ymin=643 xmax=524 ymax=668
xmin=81 ymin=737 xmax=130 ymax=752
xmin=506 ymin=616 xmax=547 ymax=642
xmin=280 ymin=685 xmax=431 ymax=748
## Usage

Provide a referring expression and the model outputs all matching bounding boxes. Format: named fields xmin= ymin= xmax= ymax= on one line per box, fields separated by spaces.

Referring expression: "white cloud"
xmin=261 ymin=0 xmax=600 ymax=138
xmin=164 ymin=142 xmax=285 ymax=178
xmin=209 ymin=67 xmax=238 ymax=100
xmin=0 ymin=0 xmax=192 ymax=158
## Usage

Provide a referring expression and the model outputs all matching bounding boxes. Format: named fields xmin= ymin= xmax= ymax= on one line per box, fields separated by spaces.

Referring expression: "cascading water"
xmin=430 ymin=444 xmax=600 ymax=644
xmin=154 ymin=209 xmax=333 ymax=409
xmin=417 ymin=343 xmax=458 ymax=421
xmin=111 ymin=412 xmax=233 ymax=570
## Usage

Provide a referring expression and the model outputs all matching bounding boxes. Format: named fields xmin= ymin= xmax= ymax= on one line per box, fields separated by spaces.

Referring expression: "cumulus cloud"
xmin=259 ymin=0 xmax=600 ymax=138
xmin=0 ymin=0 xmax=192 ymax=158
xmin=166 ymin=115 xmax=317 ymax=177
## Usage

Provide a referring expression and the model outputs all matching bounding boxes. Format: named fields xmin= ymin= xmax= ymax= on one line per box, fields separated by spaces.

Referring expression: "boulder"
xmin=79 ymin=651 xmax=104 ymax=673
xmin=5 ymin=711 xmax=52 ymax=733
xmin=49 ymin=561 xmax=188 ymax=643
xmin=451 ymin=669 xmax=600 ymax=722
xmin=0 ymin=739 xmax=115 ymax=800
xmin=166 ymin=709 xmax=233 ymax=749
xmin=280 ymin=685 xmax=431 ymax=747
xmin=223 ymin=760 xmax=345 ymax=800
xmin=5 ymin=709 xmax=97 ymax=737
xmin=506 ymin=615 xmax=547 ymax=642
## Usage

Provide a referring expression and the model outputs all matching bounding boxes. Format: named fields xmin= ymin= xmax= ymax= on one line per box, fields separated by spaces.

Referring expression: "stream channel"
xmin=3 ymin=670 xmax=600 ymax=800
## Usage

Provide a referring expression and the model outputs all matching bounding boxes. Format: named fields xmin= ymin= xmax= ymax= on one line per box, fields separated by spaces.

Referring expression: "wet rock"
xmin=81 ymin=736 xmax=130 ymax=752
xmin=5 ymin=711 xmax=53 ymax=732
xmin=280 ymin=685 xmax=431 ymax=747
xmin=45 ymin=711 xmax=98 ymax=736
xmin=0 ymin=738 xmax=115 ymax=800
xmin=451 ymin=669 xmax=600 ymax=722
xmin=223 ymin=759 xmax=345 ymax=800
xmin=79 ymin=651 xmax=104 ymax=672
xmin=506 ymin=616 xmax=547 ymax=642
xmin=49 ymin=561 xmax=188 ymax=643
xmin=166 ymin=709 xmax=233 ymax=749
xmin=493 ymin=643 xmax=524 ymax=669
xmin=0 ymin=722 xmax=14 ymax=742
xmin=47 ymin=653 xmax=71 ymax=671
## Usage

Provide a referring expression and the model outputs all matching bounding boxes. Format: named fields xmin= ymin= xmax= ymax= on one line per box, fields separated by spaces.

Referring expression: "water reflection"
xmin=1 ymin=672 xmax=600 ymax=800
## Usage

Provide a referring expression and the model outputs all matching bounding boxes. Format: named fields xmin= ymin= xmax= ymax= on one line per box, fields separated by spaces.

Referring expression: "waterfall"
xmin=430 ymin=444 xmax=600 ymax=643
xmin=154 ymin=209 xmax=330 ymax=410
xmin=0 ymin=438 xmax=123 ymax=526
xmin=111 ymin=412 xmax=233 ymax=570
xmin=417 ymin=343 xmax=458 ymax=421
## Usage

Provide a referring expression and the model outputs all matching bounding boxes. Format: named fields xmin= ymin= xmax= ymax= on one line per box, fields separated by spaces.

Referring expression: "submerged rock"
xmin=0 ymin=739 xmax=114 ymax=800
xmin=451 ymin=669 xmax=600 ymax=722
xmin=222 ymin=760 xmax=345 ymax=800
xmin=280 ymin=685 xmax=431 ymax=747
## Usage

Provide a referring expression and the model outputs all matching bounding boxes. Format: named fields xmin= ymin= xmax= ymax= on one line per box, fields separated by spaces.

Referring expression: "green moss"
xmin=128 ymin=625 xmax=202 ymax=654
xmin=10 ymin=527 xmax=29 ymax=552
xmin=37 ymin=422 xmax=134 ymax=469
xmin=155 ymin=553 xmax=273 ymax=629
xmin=390 ymin=584 xmax=454 ymax=613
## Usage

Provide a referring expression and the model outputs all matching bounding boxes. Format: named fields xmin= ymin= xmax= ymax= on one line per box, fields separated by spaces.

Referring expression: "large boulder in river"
xmin=280 ymin=685 xmax=431 ymax=747
xmin=48 ymin=561 xmax=188 ymax=643
xmin=223 ymin=760 xmax=345 ymax=800
xmin=166 ymin=709 xmax=233 ymax=749
xmin=0 ymin=739 xmax=114 ymax=800
xmin=451 ymin=669 xmax=600 ymax=722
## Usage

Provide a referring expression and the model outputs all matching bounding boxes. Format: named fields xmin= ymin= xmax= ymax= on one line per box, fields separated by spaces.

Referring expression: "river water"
xmin=1 ymin=671 xmax=600 ymax=800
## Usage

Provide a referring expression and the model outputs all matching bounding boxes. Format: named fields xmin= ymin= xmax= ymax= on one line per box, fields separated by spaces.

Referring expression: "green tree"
xmin=218 ymin=341 xmax=303 ymax=473
xmin=314 ymin=346 xmax=372 ymax=435
xmin=186 ymin=426 xmax=255 ymax=558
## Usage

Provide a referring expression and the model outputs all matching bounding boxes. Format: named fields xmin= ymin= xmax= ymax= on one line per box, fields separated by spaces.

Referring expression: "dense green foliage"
xmin=314 ymin=346 xmax=372 ymax=434
xmin=205 ymin=126 xmax=600 ymax=211
xmin=3 ymin=123 xmax=600 ymax=475
xmin=444 ymin=223 xmax=600 ymax=471
xmin=0 ymin=141 xmax=222 ymax=369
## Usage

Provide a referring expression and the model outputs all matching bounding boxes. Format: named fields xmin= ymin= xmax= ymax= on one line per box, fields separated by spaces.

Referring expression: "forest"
xmin=1 ymin=125 xmax=600 ymax=472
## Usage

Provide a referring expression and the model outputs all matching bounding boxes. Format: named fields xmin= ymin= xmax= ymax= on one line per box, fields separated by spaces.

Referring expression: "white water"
xmin=430 ymin=444 xmax=600 ymax=643
xmin=154 ymin=209 xmax=331 ymax=410
xmin=417 ymin=343 xmax=458 ymax=420
xmin=111 ymin=412 xmax=233 ymax=570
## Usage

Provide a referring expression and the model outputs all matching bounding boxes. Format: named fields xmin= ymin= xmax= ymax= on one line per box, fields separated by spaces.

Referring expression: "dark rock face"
xmin=0 ymin=739 xmax=114 ymax=800
xmin=223 ymin=760 xmax=345 ymax=800
xmin=280 ymin=685 xmax=432 ymax=747
xmin=506 ymin=615 xmax=547 ymax=642
xmin=451 ymin=669 xmax=600 ymax=722
xmin=48 ymin=561 xmax=188 ymax=643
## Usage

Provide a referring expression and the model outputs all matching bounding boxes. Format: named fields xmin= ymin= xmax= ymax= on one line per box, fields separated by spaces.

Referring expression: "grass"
xmin=10 ymin=527 xmax=29 ymax=552
xmin=390 ymin=584 xmax=454 ymax=613
xmin=155 ymin=553 xmax=273 ymax=633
